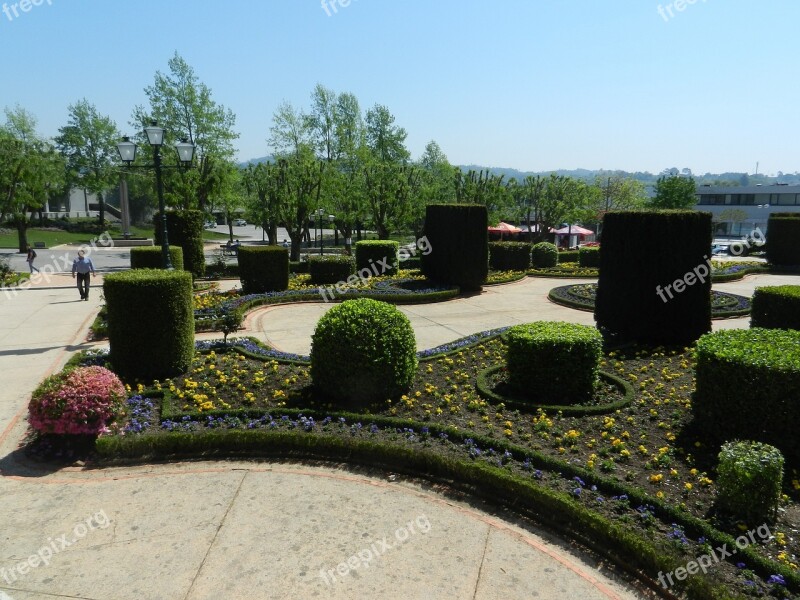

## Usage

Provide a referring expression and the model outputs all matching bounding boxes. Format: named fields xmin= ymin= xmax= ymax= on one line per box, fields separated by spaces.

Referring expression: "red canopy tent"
xmin=549 ymin=225 xmax=594 ymax=236
xmin=488 ymin=222 xmax=522 ymax=240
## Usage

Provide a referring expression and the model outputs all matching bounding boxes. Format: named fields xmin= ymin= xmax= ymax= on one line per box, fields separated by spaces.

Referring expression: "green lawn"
xmin=0 ymin=226 xmax=229 ymax=249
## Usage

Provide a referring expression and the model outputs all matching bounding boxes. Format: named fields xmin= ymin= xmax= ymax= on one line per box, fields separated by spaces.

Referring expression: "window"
xmin=731 ymin=194 xmax=755 ymax=205
xmin=776 ymin=193 xmax=796 ymax=206
xmin=698 ymin=194 xmax=726 ymax=205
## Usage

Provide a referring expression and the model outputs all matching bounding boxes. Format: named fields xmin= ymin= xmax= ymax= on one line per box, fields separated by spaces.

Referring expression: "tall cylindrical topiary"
xmin=104 ymin=269 xmax=195 ymax=382
xmin=421 ymin=204 xmax=487 ymax=291
xmin=717 ymin=441 xmax=784 ymax=523
xmin=153 ymin=209 xmax=206 ymax=278
xmin=595 ymin=210 xmax=712 ymax=345
xmin=130 ymin=246 xmax=184 ymax=271
xmin=355 ymin=240 xmax=400 ymax=277
xmin=237 ymin=245 xmax=289 ymax=293
xmin=310 ymin=298 xmax=417 ymax=406
xmin=766 ymin=213 xmax=800 ymax=266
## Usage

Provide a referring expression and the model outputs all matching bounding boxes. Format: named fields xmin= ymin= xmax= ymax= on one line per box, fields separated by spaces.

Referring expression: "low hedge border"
xmin=94 ymin=418 xmax=799 ymax=598
xmin=484 ymin=271 xmax=527 ymax=285
xmin=475 ymin=366 xmax=633 ymax=416
xmin=528 ymin=268 xmax=599 ymax=278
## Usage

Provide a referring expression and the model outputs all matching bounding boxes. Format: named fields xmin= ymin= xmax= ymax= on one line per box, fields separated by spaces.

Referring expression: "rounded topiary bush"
xmin=103 ymin=269 xmax=194 ymax=382
xmin=355 ymin=240 xmax=399 ymax=277
xmin=238 ymin=245 xmax=289 ymax=293
xmin=310 ymin=298 xmax=417 ymax=405
xmin=751 ymin=285 xmax=800 ymax=330
xmin=130 ymin=246 xmax=184 ymax=271
xmin=308 ymin=255 xmax=355 ymax=285
xmin=694 ymin=328 xmax=800 ymax=461
xmin=506 ymin=321 xmax=602 ymax=404
xmin=531 ymin=242 xmax=558 ymax=268
xmin=489 ymin=241 xmax=531 ymax=271
xmin=28 ymin=366 xmax=126 ymax=435
xmin=578 ymin=246 xmax=600 ymax=268
xmin=716 ymin=440 xmax=784 ymax=523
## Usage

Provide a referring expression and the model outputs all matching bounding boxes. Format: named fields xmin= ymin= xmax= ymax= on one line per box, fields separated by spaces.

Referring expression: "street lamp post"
xmin=116 ymin=122 xmax=195 ymax=270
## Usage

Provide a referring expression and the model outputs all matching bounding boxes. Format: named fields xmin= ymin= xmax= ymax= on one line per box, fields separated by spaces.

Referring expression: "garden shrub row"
xmin=355 ymin=240 xmax=399 ymax=276
xmin=130 ymin=246 xmax=184 ymax=271
xmin=308 ymin=255 xmax=355 ymax=285
xmin=237 ymin=246 xmax=289 ymax=293
xmin=751 ymin=285 xmax=800 ymax=330
xmin=557 ymin=249 xmax=579 ymax=263
xmin=154 ymin=209 xmax=205 ymax=278
xmin=578 ymin=246 xmax=600 ymax=268
xmin=422 ymin=204 xmax=488 ymax=290
xmin=766 ymin=213 xmax=800 ymax=266
xmin=488 ymin=241 xmax=531 ymax=271
xmin=596 ymin=210 xmax=712 ymax=345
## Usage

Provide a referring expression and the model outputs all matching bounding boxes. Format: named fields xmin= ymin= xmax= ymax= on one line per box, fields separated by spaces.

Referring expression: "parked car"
xmin=204 ymin=220 xmax=217 ymax=229
xmin=711 ymin=244 xmax=728 ymax=256
xmin=233 ymin=218 xmax=247 ymax=226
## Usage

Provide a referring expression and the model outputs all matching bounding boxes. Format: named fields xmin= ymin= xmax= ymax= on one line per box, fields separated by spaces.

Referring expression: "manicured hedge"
xmin=355 ymin=240 xmax=399 ymax=277
xmin=531 ymin=242 xmax=558 ymax=268
xmin=130 ymin=246 xmax=184 ymax=271
xmin=153 ymin=209 xmax=205 ymax=278
xmin=766 ymin=213 xmax=800 ymax=266
xmin=422 ymin=204 xmax=488 ymax=291
xmin=505 ymin=321 xmax=602 ymax=404
xmin=237 ymin=245 xmax=289 ymax=293
xmin=693 ymin=328 xmax=800 ymax=461
xmin=308 ymin=255 xmax=355 ymax=285
xmin=595 ymin=210 xmax=712 ymax=345
xmin=717 ymin=441 xmax=784 ymax=523
xmin=489 ymin=241 xmax=531 ymax=271
xmin=751 ymin=285 xmax=800 ymax=330
xmin=103 ymin=269 xmax=194 ymax=382
xmin=578 ymin=246 xmax=600 ymax=268
xmin=310 ymin=298 xmax=417 ymax=405
xmin=557 ymin=250 xmax=579 ymax=263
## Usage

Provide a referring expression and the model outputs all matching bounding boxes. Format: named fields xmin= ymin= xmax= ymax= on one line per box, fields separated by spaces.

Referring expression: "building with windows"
xmin=695 ymin=184 xmax=800 ymax=237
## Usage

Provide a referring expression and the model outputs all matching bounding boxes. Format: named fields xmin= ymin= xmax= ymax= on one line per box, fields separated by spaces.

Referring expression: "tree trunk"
xmin=290 ymin=236 xmax=302 ymax=262
xmin=98 ymin=191 xmax=105 ymax=227
xmin=15 ymin=217 xmax=28 ymax=253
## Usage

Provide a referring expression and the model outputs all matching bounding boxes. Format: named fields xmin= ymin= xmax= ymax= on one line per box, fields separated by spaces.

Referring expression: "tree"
xmin=55 ymin=99 xmax=120 ymax=226
xmin=415 ymin=140 xmax=455 ymax=236
xmin=0 ymin=106 xmax=66 ymax=252
xmin=586 ymin=174 xmax=647 ymax=234
xmin=365 ymin=104 xmax=410 ymax=163
xmin=650 ymin=174 xmax=697 ymax=209
xmin=454 ymin=169 xmax=510 ymax=223
xmin=132 ymin=52 xmax=238 ymax=211
xmin=509 ymin=175 xmax=547 ymax=241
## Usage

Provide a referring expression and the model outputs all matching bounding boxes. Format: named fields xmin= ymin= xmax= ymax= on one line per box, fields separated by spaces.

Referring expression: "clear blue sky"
xmin=2 ymin=0 xmax=798 ymax=175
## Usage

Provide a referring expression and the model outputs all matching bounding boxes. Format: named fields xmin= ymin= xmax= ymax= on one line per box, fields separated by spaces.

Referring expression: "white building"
xmin=695 ymin=184 xmax=800 ymax=238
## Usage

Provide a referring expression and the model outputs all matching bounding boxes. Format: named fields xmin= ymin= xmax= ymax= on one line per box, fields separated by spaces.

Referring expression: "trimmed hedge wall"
xmin=103 ymin=269 xmax=194 ymax=382
xmin=506 ymin=321 xmax=602 ymax=404
xmin=751 ymin=285 xmax=800 ymax=330
xmin=531 ymin=242 xmax=558 ymax=268
xmin=237 ymin=246 xmax=289 ymax=293
xmin=308 ymin=255 xmax=355 ymax=285
xmin=130 ymin=246 xmax=184 ymax=271
xmin=154 ymin=209 xmax=205 ymax=278
xmin=558 ymin=250 xmax=579 ymax=263
xmin=422 ymin=204 xmax=488 ymax=290
xmin=310 ymin=298 xmax=417 ymax=405
xmin=355 ymin=240 xmax=399 ymax=276
xmin=766 ymin=213 xmax=800 ymax=266
xmin=578 ymin=246 xmax=600 ymax=268
xmin=693 ymin=328 xmax=800 ymax=462
xmin=595 ymin=210 xmax=712 ymax=345
xmin=489 ymin=241 xmax=531 ymax=271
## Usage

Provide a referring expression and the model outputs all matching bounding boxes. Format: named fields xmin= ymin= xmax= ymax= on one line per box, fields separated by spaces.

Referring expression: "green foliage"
xmin=751 ymin=285 xmax=800 ymax=330
xmin=103 ymin=269 xmax=195 ymax=382
xmin=422 ymin=204 xmax=488 ymax=290
xmin=650 ymin=174 xmax=697 ymax=209
xmin=153 ymin=209 xmax=206 ymax=277
xmin=355 ymin=240 xmax=399 ymax=276
xmin=129 ymin=246 xmax=184 ymax=271
xmin=308 ymin=255 xmax=355 ymax=285
xmin=505 ymin=321 xmax=603 ymax=404
xmin=219 ymin=309 xmax=243 ymax=345
xmin=489 ymin=241 xmax=531 ymax=271
xmin=766 ymin=213 xmax=800 ymax=266
xmin=578 ymin=246 xmax=601 ymax=268
xmin=531 ymin=242 xmax=558 ymax=268
xmin=557 ymin=250 xmax=579 ymax=263
xmin=237 ymin=245 xmax=289 ymax=293
xmin=595 ymin=210 xmax=712 ymax=344
xmin=694 ymin=328 xmax=800 ymax=462
xmin=717 ymin=441 xmax=784 ymax=523
xmin=310 ymin=298 xmax=417 ymax=405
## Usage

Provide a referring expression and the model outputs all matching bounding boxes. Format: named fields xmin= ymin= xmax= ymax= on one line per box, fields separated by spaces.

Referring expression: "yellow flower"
xmin=684 ymin=482 xmax=693 ymax=491
xmin=649 ymin=474 xmax=663 ymax=484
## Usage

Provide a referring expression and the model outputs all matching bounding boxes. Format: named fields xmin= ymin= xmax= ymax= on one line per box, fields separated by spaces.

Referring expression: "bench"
xmin=33 ymin=241 xmax=46 ymax=249
xmin=219 ymin=244 xmax=239 ymax=257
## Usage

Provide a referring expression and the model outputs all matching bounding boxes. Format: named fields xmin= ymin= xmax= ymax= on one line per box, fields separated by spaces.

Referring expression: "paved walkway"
xmin=3 ymin=270 xmax=798 ymax=600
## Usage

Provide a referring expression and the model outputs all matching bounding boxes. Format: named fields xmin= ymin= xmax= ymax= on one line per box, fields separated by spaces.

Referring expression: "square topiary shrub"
xmin=489 ymin=241 xmax=531 ymax=271
xmin=237 ymin=245 xmax=289 ymax=293
xmin=751 ymin=285 xmax=800 ymax=330
xmin=557 ymin=250 xmax=579 ymax=263
xmin=505 ymin=321 xmax=602 ymax=404
xmin=766 ymin=213 xmax=800 ymax=266
xmin=694 ymin=328 xmax=800 ymax=462
xmin=355 ymin=240 xmax=399 ymax=276
xmin=716 ymin=440 xmax=784 ymax=523
xmin=578 ymin=246 xmax=600 ymax=268
xmin=421 ymin=204 xmax=487 ymax=290
xmin=130 ymin=246 xmax=184 ymax=271
xmin=308 ymin=255 xmax=355 ymax=285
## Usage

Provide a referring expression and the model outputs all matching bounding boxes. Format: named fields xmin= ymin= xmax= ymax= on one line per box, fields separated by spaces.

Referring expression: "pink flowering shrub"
xmin=28 ymin=366 xmax=126 ymax=435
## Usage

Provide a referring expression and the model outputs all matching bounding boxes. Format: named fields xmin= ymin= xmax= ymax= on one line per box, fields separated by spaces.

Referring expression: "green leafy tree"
xmin=509 ymin=174 xmax=547 ymax=241
xmin=586 ymin=174 xmax=647 ymax=234
xmin=650 ymin=174 xmax=697 ymax=209
xmin=132 ymin=52 xmax=239 ymax=212
xmin=55 ymin=99 xmax=120 ymax=226
xmin=454 ymin=169 xmax=511 ymax=224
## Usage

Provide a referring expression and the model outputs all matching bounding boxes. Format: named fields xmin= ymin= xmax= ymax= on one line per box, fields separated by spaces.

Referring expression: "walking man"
xmin=71 ymin=250 xmax=95 ymax=301
xmin=26 ymin=245 xmax=40 ymax=273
